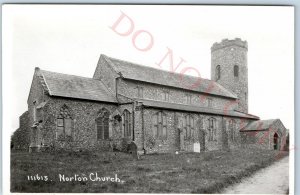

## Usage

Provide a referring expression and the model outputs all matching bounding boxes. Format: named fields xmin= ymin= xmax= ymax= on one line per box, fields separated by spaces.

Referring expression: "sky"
xmin=3 ymin=4 xmax=294 ymax=134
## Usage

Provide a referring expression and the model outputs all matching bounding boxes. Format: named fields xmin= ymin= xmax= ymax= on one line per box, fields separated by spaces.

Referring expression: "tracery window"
xmin=183 ymin=115 xmax=194 ymax=139
xmin=96 ymin=108 xmax=110 ymax=140
xmin=229 ymin=119 xmax=236 ymax=141
xmin=123 ymin=109 xmax=132 ymax=138
xmin=152 ymin=111 xmax=167 ymax=139
xmin=56 ymin=105 xmax=73 ymax=141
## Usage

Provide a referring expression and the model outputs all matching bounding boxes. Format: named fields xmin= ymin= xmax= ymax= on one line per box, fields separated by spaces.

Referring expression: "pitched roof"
xmin=102 ymin=55 xmax=237 ymax=99
xmin=241 ymin=119 xmax=278 ymax=131
xmin=38 ymin=69 xmax=117 ymax=103
xmin=137 ymin=98 xmax=259 ymax=119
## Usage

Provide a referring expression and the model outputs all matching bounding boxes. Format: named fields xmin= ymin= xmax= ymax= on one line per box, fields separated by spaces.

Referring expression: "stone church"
xmin=17 ymin=38 xmax=288 ymax=153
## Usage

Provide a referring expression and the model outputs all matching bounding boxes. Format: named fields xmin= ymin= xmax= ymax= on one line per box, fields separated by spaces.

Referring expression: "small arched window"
xmin=137 ymin=86 xmax=144 ymax=98
xmin=56 ymin=105 xmax=73 ymax=141
xmin=216 ymin=65 xmax=221 ymax=80
xmin=152 ymin=111 xmax=167 ymax=139
xmin=234 ymin=65 xmax=239 ymax=77
xmin=208 ymin=117 xmax=217 ymax=141
xmin=123 ymin=109 xmax=132 ymax=138
xmin=96 ymin=108 xmax=110 ymax=140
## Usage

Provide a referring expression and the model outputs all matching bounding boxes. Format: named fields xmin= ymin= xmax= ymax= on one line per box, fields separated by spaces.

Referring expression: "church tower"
xmin=211 ymin=38 xmax=248 ymax=113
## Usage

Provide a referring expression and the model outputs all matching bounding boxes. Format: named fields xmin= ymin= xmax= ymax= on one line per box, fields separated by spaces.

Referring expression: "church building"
xmin=20 ymin=38 xmax=288 ymax=153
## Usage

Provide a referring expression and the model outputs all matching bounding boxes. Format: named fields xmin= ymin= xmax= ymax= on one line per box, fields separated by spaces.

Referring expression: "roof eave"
xmin=49 ymin=94 xmax=118 ymax=104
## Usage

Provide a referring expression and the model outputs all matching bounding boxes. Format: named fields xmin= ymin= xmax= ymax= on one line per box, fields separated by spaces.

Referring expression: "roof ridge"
xmin=101 ymin=54 xmax=120 ymax=73
xmin=39 ymin=69 xmax=99 ymax=81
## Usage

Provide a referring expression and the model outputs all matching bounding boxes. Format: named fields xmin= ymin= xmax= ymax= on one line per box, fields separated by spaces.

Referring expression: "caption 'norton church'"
xmin=15 ymin=38 xmax=288 ymax=154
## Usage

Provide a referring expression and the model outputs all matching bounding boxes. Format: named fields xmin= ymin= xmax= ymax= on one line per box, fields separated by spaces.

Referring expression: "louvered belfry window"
xmin=216 ymin=65 xmax=221 ymax=80
xmin=234 ymin=65 xmax=239 ymax=77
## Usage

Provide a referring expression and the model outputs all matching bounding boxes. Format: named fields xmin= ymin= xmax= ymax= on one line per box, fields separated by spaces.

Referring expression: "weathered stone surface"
xmin=211 ymin=38 xmax=248 ymax=113
xmin=15 ymin=38 xmax=287 ymax=154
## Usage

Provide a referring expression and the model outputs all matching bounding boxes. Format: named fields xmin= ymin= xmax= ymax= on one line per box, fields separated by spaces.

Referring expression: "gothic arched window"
xmin=216 ymin=65 xmax=221 ymax=80
xmin=152 ymin=111 xmax=167 ymax=139
xmin=229 ymin=119 xmax=236 ymax=141
xmin=96 ymin=108 xmax=110 ymax=140
xmin=123 ymin=109 xmax=132 ymax=138
xmin=208 ymin=117 xmax=217 ymax=141
xmin=56 ymin=105 xmax=73 ymax=141
xmin=197 ymin=117 xmax=204 ymax=130
xmin=184 ymin=115 xmax=194 ymax=139
xmin=234 ymin=65 xmax=239 ymax=77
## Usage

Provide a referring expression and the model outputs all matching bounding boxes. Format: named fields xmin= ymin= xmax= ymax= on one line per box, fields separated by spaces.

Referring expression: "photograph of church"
xmin=5 ymin=5 xmax=293 ymax=194
xmin=17 ymin=38 xmax=288 ymax=154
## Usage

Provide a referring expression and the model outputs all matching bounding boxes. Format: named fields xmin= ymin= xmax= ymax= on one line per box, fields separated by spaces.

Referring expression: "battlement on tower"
xmin=211 ymin=38 xmax=248 ymax=52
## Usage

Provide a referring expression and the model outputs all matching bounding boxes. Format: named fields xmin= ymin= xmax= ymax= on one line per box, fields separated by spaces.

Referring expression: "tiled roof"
xmin=136 ymin=98 xmax=259 ymax=119
xmin=102 ymin=55 xmax=237 ymax=99
xmin=241 ymin=119 xmax=278 ymax=131
xmin=38 ymin=69 xmax=117 ymax=103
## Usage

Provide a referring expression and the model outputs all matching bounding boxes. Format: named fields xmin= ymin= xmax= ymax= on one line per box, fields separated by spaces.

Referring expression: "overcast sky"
xmin=3 ymin=5 xmax=294 ymax=134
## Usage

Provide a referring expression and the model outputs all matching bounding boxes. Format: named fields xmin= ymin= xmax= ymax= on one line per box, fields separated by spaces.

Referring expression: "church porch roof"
xmin=241 ymin=119 xmax=280 ymax=131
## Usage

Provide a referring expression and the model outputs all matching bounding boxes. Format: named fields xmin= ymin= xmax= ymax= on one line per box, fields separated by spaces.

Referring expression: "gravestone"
xmin=127 ymin=142 xmax=139 ymax=160
xmin=193 ymin=142 xmax=200 ymax=153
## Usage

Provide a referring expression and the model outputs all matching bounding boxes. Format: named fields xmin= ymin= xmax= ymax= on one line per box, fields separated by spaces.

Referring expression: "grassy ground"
xmin=11 ymin=149 xmax=288 ymax=193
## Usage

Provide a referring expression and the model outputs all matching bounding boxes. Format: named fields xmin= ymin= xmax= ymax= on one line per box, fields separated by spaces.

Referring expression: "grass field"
xmin=11 ymin=149 xmax=288 ymax=193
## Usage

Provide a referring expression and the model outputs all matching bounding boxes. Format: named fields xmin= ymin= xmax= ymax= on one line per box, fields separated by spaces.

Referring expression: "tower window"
xmin=234 ymin=65 xmax=239 ymax=77
xmin=216 ymin=65 xmax=221 ymax=80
